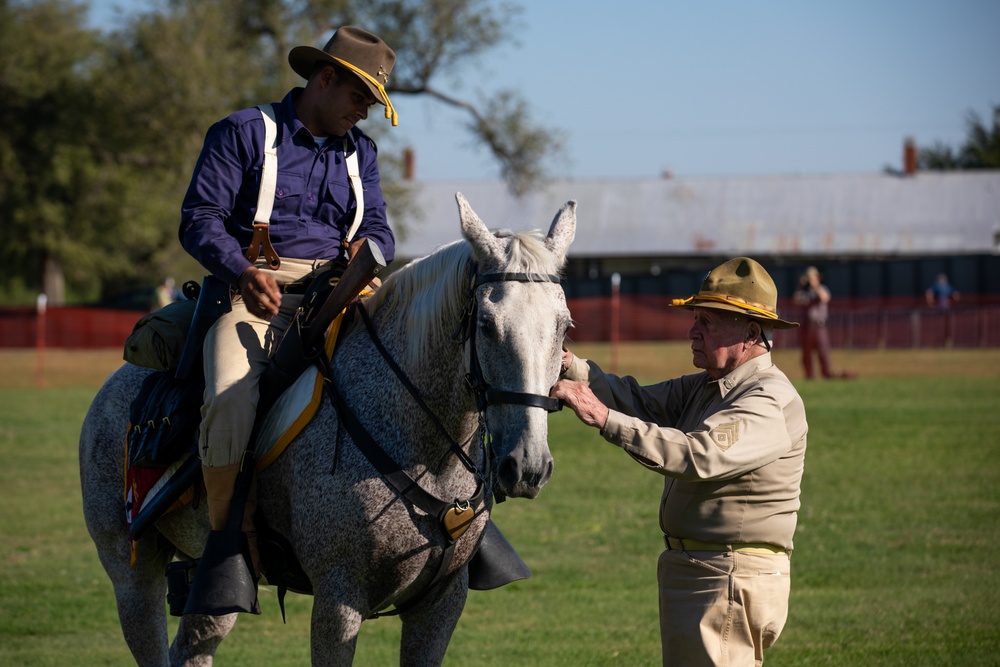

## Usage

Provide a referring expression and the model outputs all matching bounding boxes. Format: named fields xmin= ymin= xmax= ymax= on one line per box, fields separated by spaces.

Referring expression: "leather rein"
xmin=322 ymin=268 xmax=562 ymax=617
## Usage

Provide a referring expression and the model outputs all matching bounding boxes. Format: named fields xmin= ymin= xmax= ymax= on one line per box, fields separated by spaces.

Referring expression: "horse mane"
xmin=366 ymin=229 xmax=563 ymax=364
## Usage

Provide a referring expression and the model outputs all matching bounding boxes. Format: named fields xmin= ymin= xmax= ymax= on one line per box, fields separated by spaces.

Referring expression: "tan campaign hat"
xmin=288 ymin=26 xmax=398 ymax=125
xmin=672 ymin=257 xmax=799 ymax=329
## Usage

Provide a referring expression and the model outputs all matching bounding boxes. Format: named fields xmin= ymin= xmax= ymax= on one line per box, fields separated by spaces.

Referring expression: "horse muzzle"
xmin=494 ymin=444 xmax=553 ymax=500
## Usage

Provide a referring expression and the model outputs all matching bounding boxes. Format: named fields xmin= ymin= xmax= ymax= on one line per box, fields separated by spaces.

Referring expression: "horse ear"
xmin=544 ymin=200 xmax=577 ymax=261
xmin=456 ymin=192 xmax=503 ymax=263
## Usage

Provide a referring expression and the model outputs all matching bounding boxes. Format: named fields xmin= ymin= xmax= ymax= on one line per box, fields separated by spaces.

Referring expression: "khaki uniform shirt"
xmin=564 ymin=353 xmax=807 ymax=550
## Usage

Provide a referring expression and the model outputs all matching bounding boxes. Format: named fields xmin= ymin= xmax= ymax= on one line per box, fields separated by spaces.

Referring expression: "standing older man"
xmin=551 ymin=257 xmax=807 ymax=666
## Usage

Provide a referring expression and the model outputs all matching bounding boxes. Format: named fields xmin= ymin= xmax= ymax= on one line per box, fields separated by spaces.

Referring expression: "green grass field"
xmin=0 ymin=345 xmax=998 ymax=665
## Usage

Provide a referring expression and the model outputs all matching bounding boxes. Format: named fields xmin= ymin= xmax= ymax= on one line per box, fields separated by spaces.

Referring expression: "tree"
xmin=918 ymin=103 xmax=1000 ymax=170
xmin=0 ymin=0 xmax=564 ymax=305
xmin=367 ymin=0 xmax=563 ymax=195
xmin=0 ymin=0 xmax=107 ymax=304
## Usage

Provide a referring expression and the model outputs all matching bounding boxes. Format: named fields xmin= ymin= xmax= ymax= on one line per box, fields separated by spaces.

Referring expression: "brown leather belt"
xmin=664 ymin=536 xmax=787 ymax=555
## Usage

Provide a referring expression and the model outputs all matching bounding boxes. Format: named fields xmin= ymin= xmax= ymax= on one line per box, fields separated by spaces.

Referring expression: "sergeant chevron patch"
xmin=711 ymin=421 xmax=741 ymax=451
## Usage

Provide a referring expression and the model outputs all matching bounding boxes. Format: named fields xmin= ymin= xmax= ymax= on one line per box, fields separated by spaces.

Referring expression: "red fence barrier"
xmin=0 ymin=307 xmax=143 ymax=349
xmin=565 ymin=296 xmax=1000 ymax=348
xmin=2 ymin=298 xmax=999 ymax=349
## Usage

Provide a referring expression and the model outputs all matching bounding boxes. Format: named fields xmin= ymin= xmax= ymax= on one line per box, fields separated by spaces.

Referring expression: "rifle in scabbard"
xmin=303 ymin=239 xmax=387 ymax=351
xmin=257 ymin=239 xmax=387 ymax=415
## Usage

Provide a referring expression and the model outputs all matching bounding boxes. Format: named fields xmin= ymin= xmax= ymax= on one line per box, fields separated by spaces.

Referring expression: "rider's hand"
xmin=238 ymin=266 xmax=281 ymax=319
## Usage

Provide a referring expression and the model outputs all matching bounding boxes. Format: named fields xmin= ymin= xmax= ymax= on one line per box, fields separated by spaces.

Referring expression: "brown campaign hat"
xmin=288 ymin=26 xmax=398 ymax=125
xmin=672 ymin=257 xmax=799 ymax=329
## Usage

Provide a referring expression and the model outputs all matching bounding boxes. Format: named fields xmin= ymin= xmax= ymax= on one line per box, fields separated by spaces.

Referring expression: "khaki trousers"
xmin=658 ymin=549 xmax=790 ymax=667
xmin=199 ymin=258 xmax=331 ymax=468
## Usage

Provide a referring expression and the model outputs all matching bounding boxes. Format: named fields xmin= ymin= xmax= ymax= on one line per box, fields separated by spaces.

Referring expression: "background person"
xmin=152 ymin=276 xmax=179 ymax=310
xmin=793 ymin=266 xmax=833 ymax=379
xmin=551 ymin=257 xmax=807 ymax=667
xmin=926 ymin=273 xmax=959 ymax=310
xmin=178 ymin=26 xmax=397 ymax=594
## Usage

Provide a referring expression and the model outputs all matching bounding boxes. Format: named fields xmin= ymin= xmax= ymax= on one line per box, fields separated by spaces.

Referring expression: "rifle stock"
xmin=257 ymin=239 xmax=387 ymax=417
xmin=304 ymin=238 xmax=387 ymax=351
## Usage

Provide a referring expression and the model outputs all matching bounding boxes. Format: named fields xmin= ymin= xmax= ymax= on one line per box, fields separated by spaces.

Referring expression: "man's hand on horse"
xmin=560 ymin=346 xmax=574 ymax=374
xmin=238 ymin=266 xmax=282 ymax=319
xmin=550 ymin=379 xmax=609 ymax=430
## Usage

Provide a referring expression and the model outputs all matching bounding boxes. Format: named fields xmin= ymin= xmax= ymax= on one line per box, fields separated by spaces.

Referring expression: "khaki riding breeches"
xmin=658 ymin=549 xmax=791 ymax=667
xmin=199 ymin=258 xmax=331 ymax=468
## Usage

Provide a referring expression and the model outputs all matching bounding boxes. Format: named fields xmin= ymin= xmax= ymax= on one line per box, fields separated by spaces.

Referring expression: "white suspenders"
xmin=254 ymin=104 xmax=280 ymax=227
xmin=254 ymin=104 xmax=365 ymax=249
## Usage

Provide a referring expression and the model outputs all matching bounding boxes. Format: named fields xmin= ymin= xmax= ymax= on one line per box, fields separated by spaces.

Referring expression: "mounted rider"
xmin=177 ymin=26 xmax=398 ymax=611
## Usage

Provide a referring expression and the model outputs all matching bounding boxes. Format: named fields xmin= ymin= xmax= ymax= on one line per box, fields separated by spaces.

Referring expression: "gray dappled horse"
xmin=80 ymin=193 xmax=576 ymax=665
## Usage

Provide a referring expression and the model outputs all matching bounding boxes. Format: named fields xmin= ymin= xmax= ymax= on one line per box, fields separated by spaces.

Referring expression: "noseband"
xmin=457 ymin=271 xmax=564 ymax=414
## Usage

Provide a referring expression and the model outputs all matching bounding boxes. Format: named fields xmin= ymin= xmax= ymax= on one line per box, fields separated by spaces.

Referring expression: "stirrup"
xmin=181 ymin=528 xmax=261 ymax=616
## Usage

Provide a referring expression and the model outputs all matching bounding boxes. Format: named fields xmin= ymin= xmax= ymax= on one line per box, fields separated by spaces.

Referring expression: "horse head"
xmin=456 ymin=193 xmax=576 ymax=500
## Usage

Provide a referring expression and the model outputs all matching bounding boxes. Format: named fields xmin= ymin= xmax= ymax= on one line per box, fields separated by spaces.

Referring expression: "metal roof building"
xmin=392 ymin=171 xmax=1000 ymax=261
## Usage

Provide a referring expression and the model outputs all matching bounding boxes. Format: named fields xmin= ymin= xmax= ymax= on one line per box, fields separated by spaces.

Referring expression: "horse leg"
xmin=168 ymin=613 xmax=239 ymax=666
xmin=92 ymin=531 xmax=174 ymax=666
xmin=398 ymin=572 xmax=470 ymax=667
xmin=94 ymin=528 xmax=237 ymax=667
xmin=309 ymin=573 xmax=364 ymax=665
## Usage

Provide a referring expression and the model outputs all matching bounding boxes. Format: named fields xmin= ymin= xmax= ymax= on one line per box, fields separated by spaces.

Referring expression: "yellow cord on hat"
xmin=671 ymin=294 xmax=779 ymax=320
xmin=333 ymin=57 xmax=398 ymax=126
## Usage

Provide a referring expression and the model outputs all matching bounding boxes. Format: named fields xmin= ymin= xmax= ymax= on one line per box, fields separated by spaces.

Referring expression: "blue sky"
xmin=88 ymin=0 xmax=999 ymax=181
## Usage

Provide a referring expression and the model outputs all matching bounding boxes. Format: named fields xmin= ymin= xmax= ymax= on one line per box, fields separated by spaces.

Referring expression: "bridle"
xmin=345 ymin=267 xmax=564 ymax=482
xmin=455 ymin=270 xmax=564 ymax=415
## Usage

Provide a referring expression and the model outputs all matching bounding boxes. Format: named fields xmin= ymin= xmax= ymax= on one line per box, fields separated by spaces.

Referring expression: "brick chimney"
xmin=403 ymin=147 xmax=415 ymax=180
xmin=903 ymin=137 xmax=918 ymax=175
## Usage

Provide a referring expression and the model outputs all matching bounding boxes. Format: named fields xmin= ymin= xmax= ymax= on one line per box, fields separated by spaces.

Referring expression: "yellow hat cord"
xmin=333 ymin=57 xmax=398 ymax=126
xmin=671 ymin=294 xmax=779 ymax=320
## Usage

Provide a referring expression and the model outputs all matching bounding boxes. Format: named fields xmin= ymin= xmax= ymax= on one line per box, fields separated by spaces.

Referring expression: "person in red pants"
xmin=793 ymin=266 xmax=833 ymax=379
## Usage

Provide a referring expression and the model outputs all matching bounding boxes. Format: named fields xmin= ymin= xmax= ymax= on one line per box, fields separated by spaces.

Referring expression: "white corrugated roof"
xmin=390 ymin=171 xmax=1000 ymax=259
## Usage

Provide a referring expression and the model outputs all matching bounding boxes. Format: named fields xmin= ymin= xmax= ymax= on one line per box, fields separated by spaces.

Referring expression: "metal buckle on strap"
xmin=280 ymin=280 xmax=310 ymax=295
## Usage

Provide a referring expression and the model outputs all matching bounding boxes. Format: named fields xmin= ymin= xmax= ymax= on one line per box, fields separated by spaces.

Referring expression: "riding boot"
xmin=203 ymin=462 xmax=260 ymax=579
xmin=182 ymin=461 xmax=261 ymax=616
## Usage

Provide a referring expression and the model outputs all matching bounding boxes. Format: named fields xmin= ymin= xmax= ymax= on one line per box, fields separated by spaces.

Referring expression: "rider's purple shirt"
xmin=179 ymin=89 xmax=395 ymax=285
